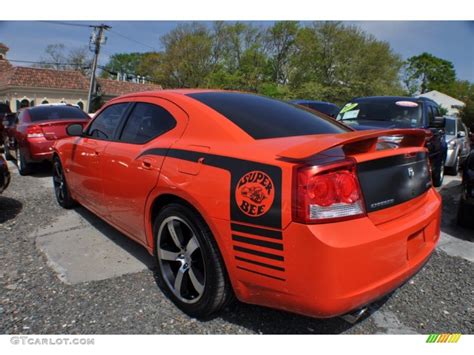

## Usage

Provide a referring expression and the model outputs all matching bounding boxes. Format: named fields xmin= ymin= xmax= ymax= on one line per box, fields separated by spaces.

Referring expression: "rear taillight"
xmin=26 ymin=125 xmax=44 ymax=138
xmin=293 ymin=159 xmax=366 ymax=224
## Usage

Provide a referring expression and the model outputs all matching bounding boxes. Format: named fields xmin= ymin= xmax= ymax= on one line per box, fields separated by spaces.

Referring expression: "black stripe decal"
xmin=235 ymin=256 xmax=285 ymax=271
xmin=139 ymin=148 xmax=283 ymax=229
xmin=231 ymin=223 xmax=282 ymax=240
xmin=236 ymin=266 xmax=285 ymax=281
xmin=233 ymin=245 xmax=284 ymax=261
xmin=232 ymin=234 xmax=283 ymax=250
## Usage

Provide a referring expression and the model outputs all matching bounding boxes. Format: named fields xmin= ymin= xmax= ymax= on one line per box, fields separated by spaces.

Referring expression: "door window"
xmin=86 ymin=103 xmax=128 ymax=140
xmin=119 ymin=103 xmax=176 ymax=144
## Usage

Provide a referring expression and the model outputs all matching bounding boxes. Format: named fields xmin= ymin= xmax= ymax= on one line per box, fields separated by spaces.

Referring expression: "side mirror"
xmin=430 ymin=116 xmax=445 ymax=129
xmin=458 ymin=131 xmax=466 ymax=138
xmin=66 ymin=123 xmax=83 ymax=137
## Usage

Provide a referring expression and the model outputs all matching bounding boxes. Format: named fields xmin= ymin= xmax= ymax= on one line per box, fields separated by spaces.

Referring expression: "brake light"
xmin=26 ymin=125 xmax=44 ymax=138
xmin=293 ymin=159 xmax=366 ymax=224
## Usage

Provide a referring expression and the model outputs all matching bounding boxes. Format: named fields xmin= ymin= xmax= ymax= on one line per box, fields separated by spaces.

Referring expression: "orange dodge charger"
xmin=52 ymin=90 xmax=441 ymax=319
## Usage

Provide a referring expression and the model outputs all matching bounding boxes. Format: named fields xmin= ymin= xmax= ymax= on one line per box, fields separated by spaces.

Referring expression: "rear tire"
xmin=3 ymin=142 xmax=13 ymax=161
xmin=153 ymin=203 xmax=233 ymax=319
xmin=16 ymin=147 xmax=32 ymax=176
xmin=457 ymin=199 xmax=473 ymax=228
xmin=52 ymin=156 xmax=76 ymax=209
xmin=447 ymin=154 xmax=460 ymax=176
xmin=433 ymin=157 xmax=445 ymax=187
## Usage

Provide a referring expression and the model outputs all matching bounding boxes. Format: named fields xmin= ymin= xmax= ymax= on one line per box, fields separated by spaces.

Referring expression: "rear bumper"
xmin=25 ymin=139 xmax=55 ymax=162
xmin=230 ymin=188 xmax=441 ymax=318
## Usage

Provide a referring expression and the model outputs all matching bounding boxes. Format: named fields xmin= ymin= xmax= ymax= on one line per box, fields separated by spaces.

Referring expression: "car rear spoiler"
xmin=277 ymin=129 xmax=426 ymax=160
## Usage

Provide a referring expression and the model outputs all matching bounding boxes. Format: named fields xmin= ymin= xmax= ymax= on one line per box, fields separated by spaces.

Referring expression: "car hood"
xmin=342 ymin=119 xmax=415 ymax=131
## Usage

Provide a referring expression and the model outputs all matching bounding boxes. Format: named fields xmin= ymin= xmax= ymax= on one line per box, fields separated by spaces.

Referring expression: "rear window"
xmin=29 ymin=106 xmax=89 ymax=122
xmin=187 ymin=92 xmax=349 ymax=139
xmin=337 ymin=99 xmax=423 ymax=128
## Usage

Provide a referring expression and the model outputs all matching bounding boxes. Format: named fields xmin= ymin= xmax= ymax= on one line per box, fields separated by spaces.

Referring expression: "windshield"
xmin=29 ymin=106 xmax=89 ymax=122
xmin=337 ymin=100 xmax=423 ymax=128
xmin=445 ymin=119 xmax=456 ymax=136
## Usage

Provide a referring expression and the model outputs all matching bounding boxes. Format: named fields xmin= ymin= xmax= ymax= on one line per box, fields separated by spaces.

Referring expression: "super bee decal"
xmin=235 ymin=171 xmax=275 ymax=217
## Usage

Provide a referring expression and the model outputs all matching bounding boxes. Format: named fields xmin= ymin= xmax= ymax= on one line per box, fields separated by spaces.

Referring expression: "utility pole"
xmin=86 ymin=24 xmax=110 ymax=113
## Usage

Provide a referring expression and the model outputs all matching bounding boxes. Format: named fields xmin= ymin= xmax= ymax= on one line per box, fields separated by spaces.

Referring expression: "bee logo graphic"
xmin=235 ymin=171 xmax=275 ymax=217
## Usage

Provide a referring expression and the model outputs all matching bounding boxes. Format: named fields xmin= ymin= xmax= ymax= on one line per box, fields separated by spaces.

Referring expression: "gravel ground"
xmin=0 ymin=162 xmax=473 ymax=334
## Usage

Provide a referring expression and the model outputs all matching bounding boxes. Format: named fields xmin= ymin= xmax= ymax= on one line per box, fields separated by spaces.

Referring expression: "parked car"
xmin=457 ymin=151 xmax=474 ymax=228
xmin=337 ymin=96 xmax=447 ymax=187
xmin=3 ymin=104 xmax=90 ymax=175
xmin=444 ymin=116 xmax=471 ymax=175
xmin=0 ymin=103 xmax=12 ymax=146
xmin=0 ymin=155 xmax=10 ymax=194
xmin=289 ymin=100 xmax=340 ymax=118
xmin=52 ymin=90 xmax=441 ymax=320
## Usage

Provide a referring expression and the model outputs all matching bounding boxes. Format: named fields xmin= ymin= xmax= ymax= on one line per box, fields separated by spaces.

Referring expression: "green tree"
xmin=101 ymin=52 xmax=148 ymax=79
xmin=154 ymin=22 xmax=214 ymax=88
xmin=265 ymin=21 xmax=299 ymax=85
xmin=290 ymin=22 xmax=403 ymax=104
xmin=403 ymin=52 xmax=456 ymax=94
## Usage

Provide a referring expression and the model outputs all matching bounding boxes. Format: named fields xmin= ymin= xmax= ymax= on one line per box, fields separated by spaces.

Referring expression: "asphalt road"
xmin=0 ymin=160 xmax=473 ymax=334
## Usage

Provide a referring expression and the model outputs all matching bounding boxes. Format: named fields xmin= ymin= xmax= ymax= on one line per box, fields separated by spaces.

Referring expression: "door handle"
xmin=141 ymin=159 xmax=153 ymax=170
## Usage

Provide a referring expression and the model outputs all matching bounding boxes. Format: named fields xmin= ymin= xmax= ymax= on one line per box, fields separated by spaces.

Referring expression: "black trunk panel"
xmin=357 ymin=152 xmax=431 ymax=213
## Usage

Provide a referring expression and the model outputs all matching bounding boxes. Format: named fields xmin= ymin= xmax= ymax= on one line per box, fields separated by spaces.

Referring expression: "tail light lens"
xmin=26 ymin=125 xmax=44 ymax=138
xmin=293 ymin=159 xmax=366 ymax=224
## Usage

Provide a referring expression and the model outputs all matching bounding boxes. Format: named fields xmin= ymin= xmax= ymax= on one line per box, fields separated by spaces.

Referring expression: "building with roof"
xmin=0 ymin=43 xmax=162 ymax=112
xmin=417 ymin=90 xmax=465 ymax=117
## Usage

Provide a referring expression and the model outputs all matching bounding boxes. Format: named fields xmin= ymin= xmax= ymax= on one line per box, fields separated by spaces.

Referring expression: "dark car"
xmin=0 ymin=155 xmax=10 ymax=194
xmin=3 ymin=104 xmax=90 ymax=175
xmin=458 ymin=151 xmax=474 ymax=228
xmin=337 ymin=96 xmax=447 ymax=187
xmin=0 ymin=103 xmax=12 ymax=146
xmin=289 ymin=100 xmax=340 ymax=118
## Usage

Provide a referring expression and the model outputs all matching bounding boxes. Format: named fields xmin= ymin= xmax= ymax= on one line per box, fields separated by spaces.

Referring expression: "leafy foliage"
xmin=402 ymin=52 xmax=456 ymax=94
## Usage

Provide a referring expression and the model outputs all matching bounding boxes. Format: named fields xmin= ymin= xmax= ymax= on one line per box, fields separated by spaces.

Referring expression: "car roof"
xmin=289 ymin=99 xmax=337 ymax=106
xmin=351 ymin=96 xmax=437 ymax=105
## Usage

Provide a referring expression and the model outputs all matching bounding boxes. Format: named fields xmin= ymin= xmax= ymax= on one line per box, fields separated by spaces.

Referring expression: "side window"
xmin=119 ymin=103 xmax=177 ymax=144
xmin=458 ymin=122 xmax=466 ymax=133
xmin=427 ymin=105 xmax=435 ymax=125
xmin=432 ymin=105 xmax=441 ymax=117
xmin=87 ymin=103 xmax=128 ymax=140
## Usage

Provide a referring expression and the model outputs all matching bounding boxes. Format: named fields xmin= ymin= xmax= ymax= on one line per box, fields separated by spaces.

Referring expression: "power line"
xmin=38 ymin=21 xmax=94 ymax=28
xmin=109 ymin=29 xmax=156 ymax=51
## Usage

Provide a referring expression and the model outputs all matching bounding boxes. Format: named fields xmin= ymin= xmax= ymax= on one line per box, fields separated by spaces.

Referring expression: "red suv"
xmin=3 ymin=104 xmax=90 ymax=175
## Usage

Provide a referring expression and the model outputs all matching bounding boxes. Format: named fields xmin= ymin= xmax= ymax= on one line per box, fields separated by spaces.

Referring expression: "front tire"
xmin=153 ymin=203 xmax=233 ymax=318
xmin=52 ymin=156 xmax=76 ymax=209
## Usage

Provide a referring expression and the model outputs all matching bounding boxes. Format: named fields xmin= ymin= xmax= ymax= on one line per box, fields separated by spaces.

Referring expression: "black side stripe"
xmin=235 ymin=256 xmax=285 ymax=271
xmin=232 ymin=235 xmax=283 ymax=251
xmin=237 ymin=266 xmax=285 ymax=281
xmin=231 ymin=223 xmax=282 ymax=240
xmin=233 ymin=245 xmax=284 ymax=261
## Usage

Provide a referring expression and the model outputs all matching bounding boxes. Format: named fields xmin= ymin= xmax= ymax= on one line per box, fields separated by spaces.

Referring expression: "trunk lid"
xmin=36 ymin=119 xmax=89 ymax=141
xmin=277 ymin=129 xmax=432 ymax=223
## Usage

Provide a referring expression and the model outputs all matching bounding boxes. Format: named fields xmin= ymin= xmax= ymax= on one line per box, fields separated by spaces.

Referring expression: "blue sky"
xmin=0 ymin=21 xmax=473 ymax=81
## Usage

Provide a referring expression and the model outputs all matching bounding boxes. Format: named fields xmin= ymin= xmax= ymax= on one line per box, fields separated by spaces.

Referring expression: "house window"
xmin=77 ymin=101 xmax=84 ymax=110
xmin=30 ymin=100 xmax=35 ymax=107
xmin=41 ymin=100 xmax=49 ymax=104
